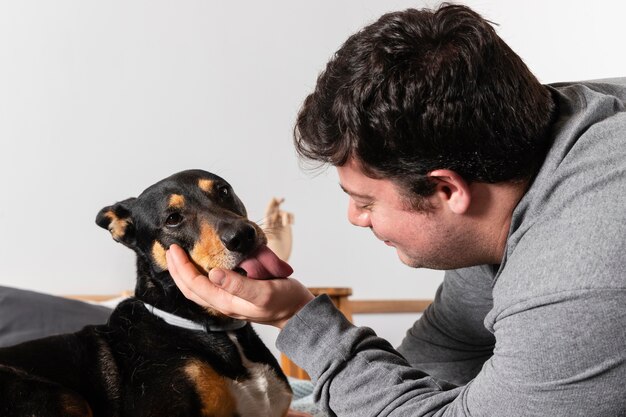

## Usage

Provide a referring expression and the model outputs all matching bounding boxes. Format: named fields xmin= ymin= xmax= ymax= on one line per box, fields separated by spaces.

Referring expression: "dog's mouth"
xmin=232 ymin=266 xmax=247 ymax=276
xmin=232 ymin=245 xmax=294 ymax=279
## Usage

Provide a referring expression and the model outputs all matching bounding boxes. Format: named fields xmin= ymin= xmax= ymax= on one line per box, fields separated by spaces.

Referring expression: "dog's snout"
xmin=220 ymin=223 xmax=257 ymax=254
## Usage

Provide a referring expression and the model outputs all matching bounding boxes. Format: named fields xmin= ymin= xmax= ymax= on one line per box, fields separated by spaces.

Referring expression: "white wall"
xmin=1 ymin=1 xmax=624 ymax=353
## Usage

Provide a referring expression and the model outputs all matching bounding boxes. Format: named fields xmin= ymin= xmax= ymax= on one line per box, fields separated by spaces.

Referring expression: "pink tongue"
xmin=238 ymin=245 xmax=294 ymax=279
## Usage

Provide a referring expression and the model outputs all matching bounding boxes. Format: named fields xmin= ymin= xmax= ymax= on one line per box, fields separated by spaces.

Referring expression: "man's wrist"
xmin=275 ymin=292 xmax=315 ymax=329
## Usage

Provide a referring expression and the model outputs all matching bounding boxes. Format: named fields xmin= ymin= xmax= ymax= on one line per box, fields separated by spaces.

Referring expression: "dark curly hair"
xmin=294 ymin=3 xmax=556 ymax=205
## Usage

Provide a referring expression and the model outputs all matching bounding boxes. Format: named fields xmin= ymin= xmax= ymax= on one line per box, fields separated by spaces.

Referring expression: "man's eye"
xmin=165 ymin=213 xmax=184 ymax=227
xmin=356 ymin=201 xmax=373 ymax=210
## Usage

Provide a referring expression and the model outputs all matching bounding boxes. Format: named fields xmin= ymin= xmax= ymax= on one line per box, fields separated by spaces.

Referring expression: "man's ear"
xmin=96 ymin=198 xmax=137 ymax=248
xmin=427 ymin=170 xmax=471 ymax=214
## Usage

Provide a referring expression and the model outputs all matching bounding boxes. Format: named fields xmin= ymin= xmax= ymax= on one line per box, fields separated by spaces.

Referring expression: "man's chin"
xmin=396 ymin=249 xmax=450 ymax=270
xmin=396 ymin=249 xmax=423 ymax=269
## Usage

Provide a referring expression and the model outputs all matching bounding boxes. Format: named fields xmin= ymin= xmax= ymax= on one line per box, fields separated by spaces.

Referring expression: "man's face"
xmin=336 ymin=158 xmax=476 ymax=270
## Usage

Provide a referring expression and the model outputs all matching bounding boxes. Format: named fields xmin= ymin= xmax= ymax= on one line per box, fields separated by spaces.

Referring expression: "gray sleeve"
xmin=397 ymin=266 xmax=495 ymax=385
xmin=277 ymin=295 xmax=464 ymax=417
xmin=277 ymin=290 xmax=626 ymax=417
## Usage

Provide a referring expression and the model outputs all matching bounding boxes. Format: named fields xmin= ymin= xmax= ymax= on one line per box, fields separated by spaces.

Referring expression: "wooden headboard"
xmin=64 ymin=290 xmax=133 ymax=302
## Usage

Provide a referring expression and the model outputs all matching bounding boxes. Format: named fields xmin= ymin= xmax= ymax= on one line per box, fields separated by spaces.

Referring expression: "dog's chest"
xmin=224 ymin=332 xmax=292 ymax=417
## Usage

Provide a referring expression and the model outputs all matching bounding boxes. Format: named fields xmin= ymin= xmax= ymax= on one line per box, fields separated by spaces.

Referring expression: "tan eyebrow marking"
xmin=168 ymin=194 xmax=185 ymax=209
xmin=198 ymin=179 xmax=214 ymax=193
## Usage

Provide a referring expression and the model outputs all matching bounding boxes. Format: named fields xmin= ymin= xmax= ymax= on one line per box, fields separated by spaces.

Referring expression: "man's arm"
xmin=397 ymin=266 xmax=496 ymax=385
xmin=277 ymin=288 xmax=626 ymax=417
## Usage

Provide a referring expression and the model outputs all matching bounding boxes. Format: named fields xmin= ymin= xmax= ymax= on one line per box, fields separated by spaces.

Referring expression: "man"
xmin=167 ymin=4 xmax=626 ymax=416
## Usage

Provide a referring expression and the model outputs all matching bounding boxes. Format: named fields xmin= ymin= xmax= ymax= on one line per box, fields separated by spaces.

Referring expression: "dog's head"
xmin=96 ymin=170 xmax=266 ymax=277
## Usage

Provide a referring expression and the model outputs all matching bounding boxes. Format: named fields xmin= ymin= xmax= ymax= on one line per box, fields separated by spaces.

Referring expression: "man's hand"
xmin=166 ymin=244 xmax=315 ymax=329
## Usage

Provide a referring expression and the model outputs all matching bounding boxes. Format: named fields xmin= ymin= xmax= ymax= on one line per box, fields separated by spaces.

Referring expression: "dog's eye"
xmin=165 ymin=213 xmax=184 ymax=227
xmin=218 ymin=185 xmax=229 ymax=199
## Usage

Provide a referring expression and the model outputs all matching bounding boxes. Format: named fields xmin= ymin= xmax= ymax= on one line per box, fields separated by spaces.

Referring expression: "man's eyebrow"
xmin=339 ymin=183 xmax=372 ymax=200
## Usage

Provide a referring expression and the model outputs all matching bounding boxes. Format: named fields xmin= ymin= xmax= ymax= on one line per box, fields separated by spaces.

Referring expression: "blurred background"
xmin=1 ymin=0 xmax=624 ymax=354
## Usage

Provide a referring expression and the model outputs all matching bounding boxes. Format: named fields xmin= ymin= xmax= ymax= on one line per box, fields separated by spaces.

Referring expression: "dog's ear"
xmin=96 ymin=198 xmax=137 ymax=248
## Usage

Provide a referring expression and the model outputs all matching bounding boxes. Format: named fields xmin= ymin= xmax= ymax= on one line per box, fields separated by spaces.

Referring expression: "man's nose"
xmin=347 ymin=200 xmax=371 ymax=228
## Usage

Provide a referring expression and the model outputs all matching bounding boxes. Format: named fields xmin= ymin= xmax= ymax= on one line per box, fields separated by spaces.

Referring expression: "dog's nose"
xmin=220 ymin=223 xmax=257 ymax=254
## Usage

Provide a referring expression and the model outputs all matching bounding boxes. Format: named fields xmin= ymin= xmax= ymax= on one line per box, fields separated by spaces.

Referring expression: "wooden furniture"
xmin=64 ymin=290 xmax=133 ymax=302
xmin=308 ymin=287 xmax=354 ymax=320
xmin=279 ymin=288 xmax=432 ymax=380
xmin=350 ymin=298 xmax=433 ymax=315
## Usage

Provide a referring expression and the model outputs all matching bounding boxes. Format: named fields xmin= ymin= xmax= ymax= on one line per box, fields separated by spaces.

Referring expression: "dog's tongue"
xmin=238 ymin=245 xmax=293 ymax=279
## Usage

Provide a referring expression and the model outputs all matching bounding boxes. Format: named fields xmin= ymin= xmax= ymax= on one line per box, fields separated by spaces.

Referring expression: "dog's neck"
xmin=133 ymin=256 xmax=243 ymax=330
xmin=142 ymin=302 xmax=246 ymax=332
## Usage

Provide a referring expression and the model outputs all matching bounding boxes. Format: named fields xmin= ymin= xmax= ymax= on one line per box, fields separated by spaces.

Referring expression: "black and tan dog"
xmin=0 ymin=170 xmax=292 ymax=417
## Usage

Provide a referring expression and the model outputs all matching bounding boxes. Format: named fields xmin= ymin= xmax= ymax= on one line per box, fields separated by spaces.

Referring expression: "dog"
xmin=0 ymin=169 xmax=293 ymax=417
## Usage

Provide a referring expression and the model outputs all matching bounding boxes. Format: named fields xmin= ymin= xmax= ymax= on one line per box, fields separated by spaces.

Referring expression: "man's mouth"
xmin=372 ymin=229 xmax=393 ymax=247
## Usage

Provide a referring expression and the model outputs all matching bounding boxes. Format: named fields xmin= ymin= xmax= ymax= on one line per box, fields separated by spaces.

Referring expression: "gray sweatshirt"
xmin=277 ymin=79 xmax=626 ymax=417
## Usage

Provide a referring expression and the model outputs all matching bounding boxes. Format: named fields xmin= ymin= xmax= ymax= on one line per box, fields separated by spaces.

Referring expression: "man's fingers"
xmin=209 ymin=268 xmax=264 ymax=304
xmin=168 ymin=244 xmax=262 ymax=304
xmin=167 ymin=244 xmax=260 ymax=315
xmin=173 ymin=274 xmax=212 ymax=308
xmin=167 ymin=245 xmax=207 ymax=287
xmin=166 ymin=245 xmax=222 ymax=309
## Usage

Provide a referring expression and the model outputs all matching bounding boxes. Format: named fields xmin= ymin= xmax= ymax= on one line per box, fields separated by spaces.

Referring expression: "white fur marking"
xmin=226 ymin=332 xmax=292 ymax=417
